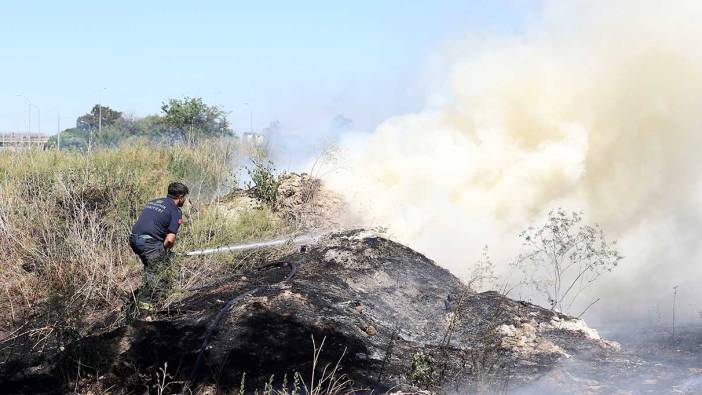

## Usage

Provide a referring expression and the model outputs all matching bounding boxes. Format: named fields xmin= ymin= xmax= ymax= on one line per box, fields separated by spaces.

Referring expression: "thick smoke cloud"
xmin=322 ymin=0 xmax=702 ymax=325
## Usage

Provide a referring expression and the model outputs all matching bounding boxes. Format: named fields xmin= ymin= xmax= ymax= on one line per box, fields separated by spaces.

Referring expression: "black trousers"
xmin=129 ymin=234 xmax=172 ymax=302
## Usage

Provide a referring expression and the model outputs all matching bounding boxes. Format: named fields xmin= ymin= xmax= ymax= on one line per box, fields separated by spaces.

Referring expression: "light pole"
xmin=96 ymin=87 xmax=106 ymax=139
xmin=48 ymin=108 xmax=61 ymax=150
xmin=243 ymin=102 xmax=253 ymax=133
xmin=15 ymin=94 xmax=31 ymax=134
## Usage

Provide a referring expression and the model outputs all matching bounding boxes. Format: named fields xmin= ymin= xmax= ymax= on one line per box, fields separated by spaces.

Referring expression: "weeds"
xmin=154 ymin=362 xmax=191 ymax=395
xmin=467 ymin=246 xmax=498 ymax=292
xmin=246 ymin=157 xmax=280 ymax=207
xmin=305 ymin=335 xmax=351 ymax=395
xmin=230 ymin=335 xmax=353 ymax=395
xmin=0 ymin=141 xmax=286 ymax=364
xmin=409 ymin=351 xmax=435 ymax=388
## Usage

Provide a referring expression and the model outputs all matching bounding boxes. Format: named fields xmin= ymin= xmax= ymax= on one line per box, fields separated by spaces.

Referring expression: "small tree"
xmin=161 ymin=97 xmax=231 ymax=143
xmin=513 ymin=209 xmax=622 ymax=313
xmin=245 ymin=158 xmax=279 ymax=207
xmin=76 ymin=104 xmax=123 ymax=130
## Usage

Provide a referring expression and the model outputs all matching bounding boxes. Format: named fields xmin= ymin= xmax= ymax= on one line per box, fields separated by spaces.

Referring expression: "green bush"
xmin=245 ymin=158 xmax=280 ymax=206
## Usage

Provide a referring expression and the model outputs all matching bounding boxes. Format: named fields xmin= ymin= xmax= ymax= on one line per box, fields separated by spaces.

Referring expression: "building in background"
xmin=241 ymin=132 xmax=267 ymax=157
xmin=0 ymin=132 xmax=49 ymax=150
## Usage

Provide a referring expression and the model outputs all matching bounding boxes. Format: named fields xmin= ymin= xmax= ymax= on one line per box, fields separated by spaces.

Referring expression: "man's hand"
xmin=164 ymin=233 xmax=177 ymax=249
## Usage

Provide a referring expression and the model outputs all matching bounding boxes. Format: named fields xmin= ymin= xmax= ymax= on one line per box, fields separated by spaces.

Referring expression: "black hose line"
xmin=186 ymin=261 xmax=297 ymax=385
xmin=185 ymin=261 xmax=295 ymax=293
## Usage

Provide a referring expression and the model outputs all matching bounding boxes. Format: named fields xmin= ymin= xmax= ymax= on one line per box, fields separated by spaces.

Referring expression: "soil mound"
xmin=0 ymin=230 xmax=621 ymax=394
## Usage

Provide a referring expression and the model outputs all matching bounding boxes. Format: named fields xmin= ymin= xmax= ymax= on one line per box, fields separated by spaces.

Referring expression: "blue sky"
xmin=0 ymin=1 xmax=537 ymax=137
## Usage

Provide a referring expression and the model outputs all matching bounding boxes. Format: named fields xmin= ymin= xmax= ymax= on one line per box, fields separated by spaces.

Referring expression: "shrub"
xmin=409 ymin=351 xmax=435 ymax=388
xmin=512 ymin=208 xmax=623 ymax=314
xmin=245 ymin=157 xmax=280 ymax=206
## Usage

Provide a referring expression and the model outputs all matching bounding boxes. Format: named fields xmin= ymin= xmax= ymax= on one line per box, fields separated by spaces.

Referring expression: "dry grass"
xmin=0 ymin=140 xmax=286 ymax=357
xmin=230 ymin=335 xmax=354 ymax=395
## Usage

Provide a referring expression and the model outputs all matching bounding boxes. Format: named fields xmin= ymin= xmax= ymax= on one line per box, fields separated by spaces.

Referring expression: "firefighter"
xmin=129 ymin=182 xmax=188 ymax=308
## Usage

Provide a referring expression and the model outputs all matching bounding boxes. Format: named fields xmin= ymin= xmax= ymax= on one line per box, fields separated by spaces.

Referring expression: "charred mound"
xmin=0 ymin=230 xmax=620 ymax=394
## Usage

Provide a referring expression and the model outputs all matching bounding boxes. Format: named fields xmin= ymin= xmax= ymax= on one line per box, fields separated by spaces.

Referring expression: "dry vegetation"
xmin=0 ymin=141 xmax=287 ymax=359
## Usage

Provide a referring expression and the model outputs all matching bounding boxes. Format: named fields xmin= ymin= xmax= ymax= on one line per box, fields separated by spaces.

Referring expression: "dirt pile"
xmin=217 ymin=172 xmax=347 ymax=230
xmin=273 ymin=173 xmax=346 ymax=230
xmin=0 ymin=229 xmax=623 ymax=394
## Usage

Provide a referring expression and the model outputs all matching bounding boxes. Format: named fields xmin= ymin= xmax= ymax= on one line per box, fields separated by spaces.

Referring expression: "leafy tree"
xmin=512 ymin=209 xmax=622 ymax=314
xmin=48 ymin=100 xmax=233 ymax=150
xmin=46 ymin=127 xmax=88 ymax=150
xmin=160 ymin=97 xmax=231 ymax=143
xmin=76 ymin=105 xmax=123 ymax=130
xmin=94 ymin=124 xmax=129 ymax=147
xmin=93 ymin=114 xmax=170 ymax=147
xmin=135 ymin=114 xmax=170 ymax=138
xmin=70 ymin=105 xmax=125 ymax=149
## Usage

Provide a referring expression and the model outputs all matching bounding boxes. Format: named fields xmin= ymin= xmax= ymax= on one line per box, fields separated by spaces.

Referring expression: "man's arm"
xmin=165 ymin=207 xmax=183 ymax=250
xmin=164 ymin=233 xmax=177 ymax=249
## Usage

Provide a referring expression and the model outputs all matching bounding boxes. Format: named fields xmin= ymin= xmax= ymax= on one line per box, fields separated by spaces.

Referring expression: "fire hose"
xmin=182 ymin=234 xmax=313 ymax=384
xmin=187 ymin=260 xmax=298 ymax=384
xmin=181 ymin=232 xmax=320 ymax=257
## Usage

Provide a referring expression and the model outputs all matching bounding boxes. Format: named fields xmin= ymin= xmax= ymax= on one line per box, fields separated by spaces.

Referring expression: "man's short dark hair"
xmin=167 ymin=182 xmax=189 ymax=198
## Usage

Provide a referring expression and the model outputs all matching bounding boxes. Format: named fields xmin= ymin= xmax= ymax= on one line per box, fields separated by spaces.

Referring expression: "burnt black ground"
xmin=0 ymin=230 xmax=630 ymax=394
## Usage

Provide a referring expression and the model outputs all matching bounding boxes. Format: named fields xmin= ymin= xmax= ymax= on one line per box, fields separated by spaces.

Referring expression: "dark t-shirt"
xmin=131 ymin=197 xmax=183 ymax=241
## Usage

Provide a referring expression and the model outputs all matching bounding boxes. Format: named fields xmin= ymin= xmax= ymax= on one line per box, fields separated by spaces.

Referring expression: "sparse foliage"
xmin=230 ymin=336 xmax=353 ymax=395
xmin=303 ymin=335 xmax=351 ymax=395
xmin=153 ymin=362 xmax=190 ymax=395
xmin=467 ymin=246 xmax=498 ymax=292
xmin=409 ymin=351 xmax=435 ymax=388
xmin=246 ymin=157 xmax=280 ymax=207
xmin=513 ymin=208 xmax=622 ymax=313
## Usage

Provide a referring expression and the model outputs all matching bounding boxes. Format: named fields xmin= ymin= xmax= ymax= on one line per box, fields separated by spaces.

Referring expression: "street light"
xmin=48 ymin=108 xmax=61 ymax=150
xmin=98 ymin=87 xmax=106 ymax=137
xmin=15 ymin=94 xmax=31 ymax=134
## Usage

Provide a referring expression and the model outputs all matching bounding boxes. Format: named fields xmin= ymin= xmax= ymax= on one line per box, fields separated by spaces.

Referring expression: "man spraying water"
xmin=129 ymin=182 xmax=189 ymax=309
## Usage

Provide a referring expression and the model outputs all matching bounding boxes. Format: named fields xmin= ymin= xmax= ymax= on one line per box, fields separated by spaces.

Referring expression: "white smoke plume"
xmin=322 ymin=0 xmax=702 ymax=325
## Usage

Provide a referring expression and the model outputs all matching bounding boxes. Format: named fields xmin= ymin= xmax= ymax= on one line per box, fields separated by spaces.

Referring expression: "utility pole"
xmin=49 ymin=108 xmax=61 ymax=150
xmin=15 ymin=94 xmax=31 ymax=134
xmin=97 ymin=87 xmax=106 ymax=140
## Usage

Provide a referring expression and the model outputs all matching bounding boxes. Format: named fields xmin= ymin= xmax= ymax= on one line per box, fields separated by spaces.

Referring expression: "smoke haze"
xmin=321 ymin=0 xmax=702 ymax=325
